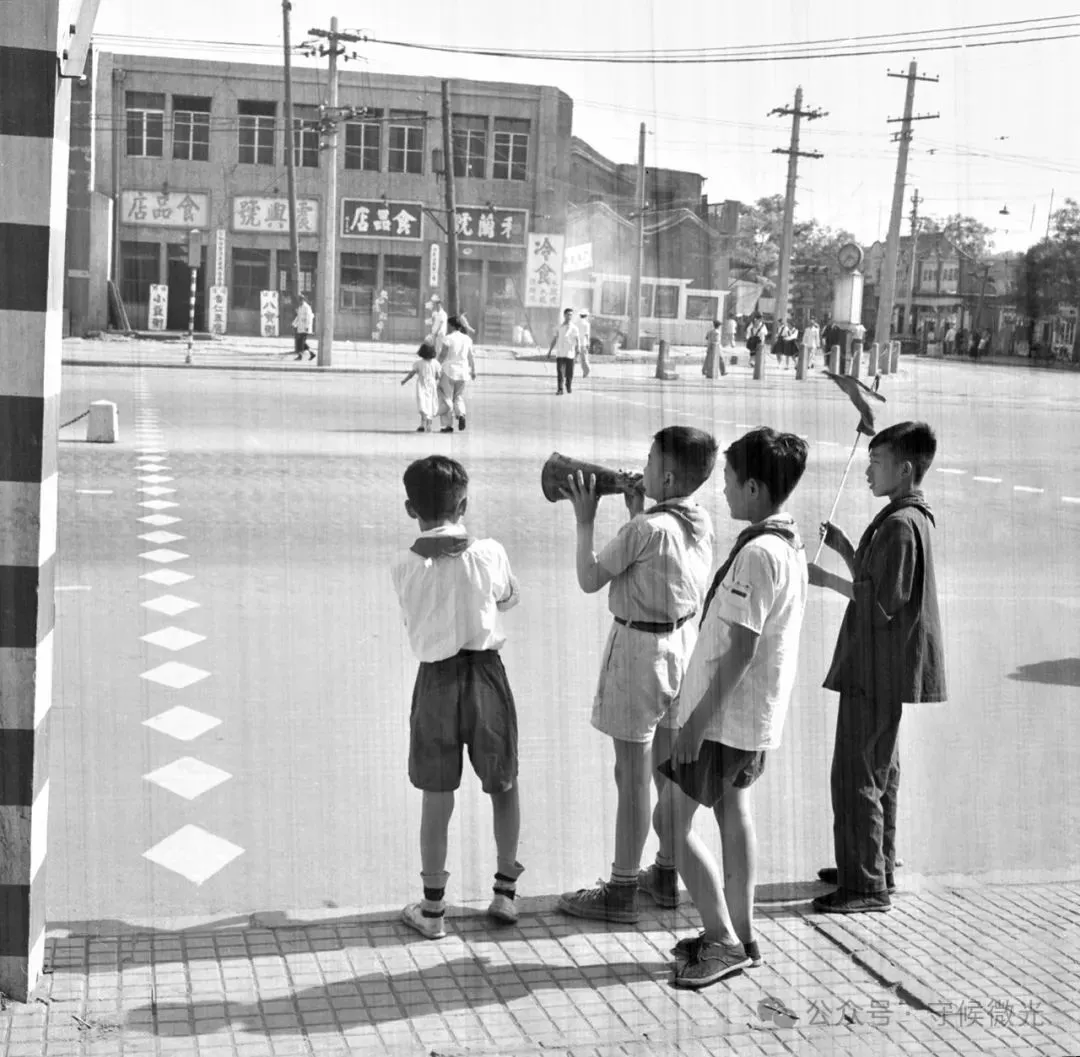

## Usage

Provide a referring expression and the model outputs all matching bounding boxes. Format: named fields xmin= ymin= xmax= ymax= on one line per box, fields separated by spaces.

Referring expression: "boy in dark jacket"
xmin=808 ymin=422 xmax=946 ymax=913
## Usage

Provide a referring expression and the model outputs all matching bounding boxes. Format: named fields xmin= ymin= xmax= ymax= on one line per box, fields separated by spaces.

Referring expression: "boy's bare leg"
xmin=715 ymin=786 xmax=756 ymax=946
xmin=650 ymin=726 xmax=676 ymax=863
xmin=655 ymin=782 xmax=738 ymax=943
xmin=613 ymin=737 xmax=654 ymax=873
xmin=420 ymin=790 xmax=455 ymax=876
xmin=490 ymin=783 xmax=521 ymax=867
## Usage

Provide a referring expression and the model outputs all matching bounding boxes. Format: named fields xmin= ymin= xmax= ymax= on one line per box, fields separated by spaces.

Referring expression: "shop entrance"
xmin=458 ymin=258 xmax=483 ymax=338
xmin=166 ymin=246 xmax=207 ymax=331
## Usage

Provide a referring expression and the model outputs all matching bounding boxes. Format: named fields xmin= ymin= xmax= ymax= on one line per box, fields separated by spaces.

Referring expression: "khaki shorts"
xmin=591 ymin=621 xmax=695 ymax=743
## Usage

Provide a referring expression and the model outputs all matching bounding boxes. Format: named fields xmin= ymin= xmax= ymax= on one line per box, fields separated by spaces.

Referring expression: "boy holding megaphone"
xmin=556 ymin=426 xmax=718 ymax=924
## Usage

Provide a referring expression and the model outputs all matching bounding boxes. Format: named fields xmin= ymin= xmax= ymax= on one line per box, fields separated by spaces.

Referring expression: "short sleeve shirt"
xmin=553 ymin=323 xmax=580 ymax=358
xmin=597 ymin=504 xmax=714 ymax=624
xmin=441 ymin=331 xmax=473 ymax=381
xmin=678 ymin=520 xmax=808 ymax=751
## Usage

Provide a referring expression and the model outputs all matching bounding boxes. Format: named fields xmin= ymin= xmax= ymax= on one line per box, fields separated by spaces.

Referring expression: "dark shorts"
xmin=658 ymin=740 xmax=767 ymax=808
xmin=409 ymin=649 xmax=518 ymax=794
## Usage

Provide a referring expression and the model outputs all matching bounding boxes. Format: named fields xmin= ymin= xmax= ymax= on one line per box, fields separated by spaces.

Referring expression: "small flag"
xmin=823 ymin=370 xmax=886 ymax=436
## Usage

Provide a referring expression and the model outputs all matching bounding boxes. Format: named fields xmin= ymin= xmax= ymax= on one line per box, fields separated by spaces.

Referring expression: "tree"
xmin=1014 ymin=198 xmax=1080 ymax=319
xmin=920 ymin=213 xmax=995 ymax=260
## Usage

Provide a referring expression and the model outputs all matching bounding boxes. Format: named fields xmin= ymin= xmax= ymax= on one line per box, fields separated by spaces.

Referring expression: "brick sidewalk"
xmin=5 ymin=881 xmax=1076 ymax=1056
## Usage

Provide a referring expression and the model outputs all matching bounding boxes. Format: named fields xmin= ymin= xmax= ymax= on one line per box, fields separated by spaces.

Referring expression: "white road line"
xmin=972 ymin=476 xmax=1002 ymax=483
xmin=1014 ymin=485 xmax=1044 ymax=494
xmin=936 ymin=468 xmax=966 ymax=475
xmin=1062 ymin=496 xmax=1080 ymax=504
xmin=55 ymin=585 xmax=91 ymax=592
xmin=76 ymin=489 xmax=113 ymax=495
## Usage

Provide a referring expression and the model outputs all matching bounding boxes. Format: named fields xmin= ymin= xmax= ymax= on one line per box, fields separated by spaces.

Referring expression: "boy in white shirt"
xmin=391 ymin=456 xmax=524 ymax=938
xmin=655 ymin=428 xmax=809 ymax=989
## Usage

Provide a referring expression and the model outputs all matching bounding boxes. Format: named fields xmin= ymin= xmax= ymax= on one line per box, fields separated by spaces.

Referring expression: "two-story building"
xmin=66 ymin=51 xmax=572 ymax=342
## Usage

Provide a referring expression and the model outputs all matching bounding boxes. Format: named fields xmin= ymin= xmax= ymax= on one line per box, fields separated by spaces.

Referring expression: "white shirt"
xmin=429 ymin=307 xmax=448 ymax=339
xmin=294 ymin=302 xmax=314 ymax=332
xmin=552 ymin=322 xmax=580 ymax=358
xmin=391 ymin=524 xmax=520 ymax=663
xmin=678 ymin=517 xmax=808 ymax=751
xmin=803 ymin=324 xmax=821 ymax=350
xmin=578 ymin=317 xmax=591 ymax=343
xmin=440 ymin=331 xmax=474 ymax=381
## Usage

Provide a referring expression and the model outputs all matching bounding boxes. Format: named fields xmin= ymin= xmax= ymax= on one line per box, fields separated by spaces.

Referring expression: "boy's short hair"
xmin=869 ymin=421 xmax=937 ymax=484
xmin=725 ymin=428 xmax=808 ymax=505
xmin=652 ymin=426 xmax=718 ymax=494
xmin=403 ymin=456 xmax=468 ymax=522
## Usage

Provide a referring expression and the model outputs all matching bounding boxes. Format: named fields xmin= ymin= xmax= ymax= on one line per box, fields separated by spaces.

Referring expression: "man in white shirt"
xmin=547 ymin=307 xmax=581 ymax=394
xmin=437 ymin=315 xmax=476 ymax=432
xmin=802 ymin=318 xmax=821 ymax=369
xmin=292 ymin=294 xmax=315 ymax=361
xmin=428 ymin=296 xmax=449 ymax=356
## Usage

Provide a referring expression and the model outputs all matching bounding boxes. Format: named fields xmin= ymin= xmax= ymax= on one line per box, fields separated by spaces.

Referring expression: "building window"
xmin=172 ymin=95 xmax=211 ymax=161
xmin=340 ymin=253 xmax=377 ymax=311
xmin=344 ymin=110 xmax=382 ymax=171
xmin=493 ymin=117 xmax=529 ymax=180
xmin=287 ymin=106 xmax=321 ymax=168
xmin=489 ymin=261 xmax=522 ymax=303
xmin=686 ymin=294 xmax=719 ymax=321
xmin=126 ymin=92 xmax=165 ymax=157
xmin=921 ymin=265 xmax=937 ymax=284
xmin=388 ymin=110 xmax=425 ymax=174
xmin=120 ymin=241 xmax=159 ymax=307
xmin=238 ymin=100 xmax=276 ymax=165
xmin=655 ymin=285 xmax=679 ymax=319
xmin=385 ymin=255 xmax=421 ymax=315
xmin=453 ymin=115 xmax=487 ymax=178
xmin=600 ymin=279 xmax=627 ymax=316
xmin=232 ymin=247 xmax=271 ymax=309
xmin=278 ymin=250 xmax=318 ymax=300
xmin=639 ymin=283 xmax=654 ymax=318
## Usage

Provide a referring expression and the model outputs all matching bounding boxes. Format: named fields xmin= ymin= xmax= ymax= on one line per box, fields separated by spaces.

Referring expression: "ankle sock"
xmin=610 ymin=865 xmax=638 ymax=887
xmin=654 ymin=853 xmax=676 ymax=871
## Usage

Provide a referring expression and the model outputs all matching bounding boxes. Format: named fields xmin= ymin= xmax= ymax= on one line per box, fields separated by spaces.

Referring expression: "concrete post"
xmin=867 ymin=341 xmax=880 ymax=376
xmin=655 ymin=339 xmax=676 ymax=380
xmin=753 ymin=345 xmax=766 ymax=380
xmin=0 ymin=0 xmax=73 ymax=1001
xmin=850 ymin=339 xmax=864 ymax=379
xmin=795 ymin=342 xmax=808 ymax=380
xmin=827 ymin=344 xmax=840 ymax=373
xmin=87 ymin=401 xmax=119 ymax=443
xmin=890 ymin=340 xmax=901 ymax=373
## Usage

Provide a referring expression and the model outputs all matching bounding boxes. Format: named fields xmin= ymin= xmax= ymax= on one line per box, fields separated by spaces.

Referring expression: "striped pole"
xmin=186 ymin=267 xmax=197 ymax=364
xmin=0 ymin=1 xmax=73 ymax=1000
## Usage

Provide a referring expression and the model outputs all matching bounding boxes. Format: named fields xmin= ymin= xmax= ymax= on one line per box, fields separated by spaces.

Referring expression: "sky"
xmin=90 ymin=0 xmax=1080 ymax=256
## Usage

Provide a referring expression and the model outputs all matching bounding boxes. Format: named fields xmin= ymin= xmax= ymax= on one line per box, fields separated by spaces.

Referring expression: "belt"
xmin=613 ymin=612 xmax=696 ymax=634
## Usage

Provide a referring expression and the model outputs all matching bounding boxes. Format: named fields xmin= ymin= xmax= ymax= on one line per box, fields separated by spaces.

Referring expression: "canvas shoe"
xmin=673 ymin=932 xmax=762 ymax=968
xmin=811 ymin=888 xmax=892 ymax=914
xmin=457 ymin=415 xmax=466 ymax=431
xmin=637 ymin=864 xmax=682 ymax=908
xmin=487 ymin=893 xmax=518 ymax=925
xmin=401 ymin=903 xmax=446 ymax=939
xmin=817 ymin=866 xmax=895 ymax=893
xmin=673 ymin=939 xmax=752 ymax=989
xmin=558 ymin=880 xmax=639 ymax=924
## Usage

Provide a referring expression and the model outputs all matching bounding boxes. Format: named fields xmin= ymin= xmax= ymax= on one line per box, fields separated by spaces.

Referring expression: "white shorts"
xmin=591 ymin=620 xmax=696 ymax=743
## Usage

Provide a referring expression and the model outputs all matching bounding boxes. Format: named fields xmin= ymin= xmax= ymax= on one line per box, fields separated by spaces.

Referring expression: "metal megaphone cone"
xmin=541 ymin=451 xmax=645 ymax=503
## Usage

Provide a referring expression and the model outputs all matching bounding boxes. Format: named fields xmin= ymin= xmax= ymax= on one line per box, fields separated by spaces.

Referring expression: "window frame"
xmin=172 ymin=96 xmax=211 ymax=162
xmin=344 ymin=111 xmax=382 ymax=171
xmin=286 ymin=106 xmax=321 ymax=169
xmin=238 ymin=101 xmax=277 ymax=166
xmin=387 ymin=110 xmax=425 ymax=175
xmin=120 ymin=240 xmax=160 ymax=308
xmin=654 ymin=284 xmax=680 ymax=319
xmin=231 ymin=247 xmax=272 ymax=310
xmin=600 ymin=279 xmax=628 ymax=317
xmin=384 ymin=254 xmax=422 ymax=316
xmin=452 ymin=114 xmax=487 ymax=178
xmin=277 ymin=250 xmax=318 ymax=300
xmin=493 ymin=117 xmax=529 ymax=181
xmin=126 ymin=92 xmax=165 ymax=158
xmin=340 ymin=252 xmax=378 ymax=311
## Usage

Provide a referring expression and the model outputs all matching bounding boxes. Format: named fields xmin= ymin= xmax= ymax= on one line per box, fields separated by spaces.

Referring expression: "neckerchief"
xmin=699 ymin=518 xmax=800 ymax=628
xmin=410 ymin=534 xmax=475 ymax=560
xmin=854 ymin=491 xmax=935 ymax=559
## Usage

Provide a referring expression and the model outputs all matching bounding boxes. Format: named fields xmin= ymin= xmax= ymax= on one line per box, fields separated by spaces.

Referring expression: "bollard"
xmin=655 ymin=338 xmax=677 ymax=380
xmin=867 ymin=341 xmax=880 ymax=376
xmin=890 ymin=340 xmax=900 ymax=374
xmin=827 ymin=344 xmax=840 ymax=373
xmin=850 ymin=340 xmax=863 ymax=379
xmin=86 ymin=400 xmax=118 ymax=443
xmin=753 ymin=344 xmax=766 ymax=380
xmin=795 ymin=342 xmax=808 ymax=380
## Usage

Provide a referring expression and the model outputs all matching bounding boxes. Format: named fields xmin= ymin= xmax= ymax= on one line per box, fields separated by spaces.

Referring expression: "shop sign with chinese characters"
xmin=214 ymin=229 xmax=227 ymax=286
xmin=233 ymin=197 xmax=319 ymax=234
xmin=341 ymin=200 xmax=423 ymax=240
xmin=147 ymin=284 xmax=169 ymax=330
xmin=209 ymin=286 xmax=228 ymax=335
xmin=123 ymin=191 xmax=209 ymax=229
xmin=260 ymin=290 xmax=279 ymax=338
xmin=524 ymin=233 xmax=564 ymax=308
xmin=455 ymin=206 xmax=527 ymax=246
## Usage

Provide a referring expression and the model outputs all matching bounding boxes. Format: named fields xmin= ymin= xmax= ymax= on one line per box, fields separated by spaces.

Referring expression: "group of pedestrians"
xmin=702 ymin=313 xmax=825 ymax=379
xmin=401 ymin=296 xmax=476 ymax=432
xmin=388 ymin=415 xmax=946 ymax=991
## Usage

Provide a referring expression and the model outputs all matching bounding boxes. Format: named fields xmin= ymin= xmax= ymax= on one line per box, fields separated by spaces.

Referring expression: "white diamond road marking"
xmin=144 ymin=758 xmax=232 ymax=801
xmin=141 ymin=569 xmax=193 ymax=586
xmin=140 ymin=548 xmax=189 ymax=564
xmin=143 ymin=705 xmax=221 ymax=741
xmin=972 ymin=476 xmax=1002 ymax=483
xmin=139 ymin=530 xmax=185 ymax=545
xmin=139 ymin=514 xmax=182 ymax=526
xmin=139 ymin=474 xmax=174 ymax=484
xmin=140 ymin=661 xmax=210 ymax=689
xmin=143 ymin=825 xmax=244 ymax=886
xmin=142 ymin=594 xmax=200 ymax=616
xmin=139 ymin=486 xmax=177 ymax=497
xmin=136 ymin=449 xmax=167 ymax=455
xmin=141 ymin=626 xmax=206 ymax=652
xmin=1014 ymin=485 xmax=1044 ymax=494
xmin=138 ymin=465 xmax=171 ymax=473
xmin=140 ymin=500 xmax=179 ymax=510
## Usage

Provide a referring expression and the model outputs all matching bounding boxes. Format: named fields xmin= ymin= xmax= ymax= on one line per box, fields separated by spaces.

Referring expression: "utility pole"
xmin=282 ymin=0 xmax=301 ymax=311
xmin=308 ymin=16 xmax=363 ymax=365
xmin=905 ymin=188 xmax=921 ymax=334
xmin=627 ymin=122 xmax=646 ymax=350
xmin=440 ymin=80 xmax=459 ymax=316
xmin=770 ymin=86 xmax=825 ymax=326
xmin=874 ymin=61 xmax=938 ymax=349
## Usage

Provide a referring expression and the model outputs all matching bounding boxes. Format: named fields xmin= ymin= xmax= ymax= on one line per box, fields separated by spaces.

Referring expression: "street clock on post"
xmin=837 ymin=242 xmax=863 ymax=273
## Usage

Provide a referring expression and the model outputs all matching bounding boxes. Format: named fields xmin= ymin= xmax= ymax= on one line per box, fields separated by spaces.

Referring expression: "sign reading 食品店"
xmin=232 ymin=197 xmax=319 ymax=234
xmin=341 ymin=200 xmax=424 ymax=240
xmin=123 ymin=191 xmax=209 ymax=229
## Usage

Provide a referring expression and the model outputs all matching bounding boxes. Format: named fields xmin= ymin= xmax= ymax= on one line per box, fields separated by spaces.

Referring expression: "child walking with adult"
xmin=808 ymin=421 xmax=946 ymax=913
xmin=401 ymin=342 xmax=442 ymax=432
xmin=547 ymin=307 xmax=581 ymax=394
xmin=654 ymin=428 xmax=809 ymax=988
xmin=437 ymin=316 xmax=476 ymax=433
xmin=390 ymin=455 xmax=525 ymax=938
xmin=557 ymin=426 xmax=717 ymax=923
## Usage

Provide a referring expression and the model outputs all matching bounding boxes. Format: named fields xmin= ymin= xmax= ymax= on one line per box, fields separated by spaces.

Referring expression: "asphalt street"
xmin=49 ymin=352 xmax=1080 ymax=931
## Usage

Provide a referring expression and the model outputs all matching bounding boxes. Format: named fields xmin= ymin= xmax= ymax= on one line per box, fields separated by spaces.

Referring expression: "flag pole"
xmin=812 ymin=432 xmax=862 ymax=564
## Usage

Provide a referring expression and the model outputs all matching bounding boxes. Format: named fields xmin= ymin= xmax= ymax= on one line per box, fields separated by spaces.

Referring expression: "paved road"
xmin=49 ymin=352 xmax=1080 ymax=931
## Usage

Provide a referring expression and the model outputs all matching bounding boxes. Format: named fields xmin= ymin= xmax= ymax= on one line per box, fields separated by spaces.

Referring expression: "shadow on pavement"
xmin=1006 ymin=657 xmax=1080 ymax=687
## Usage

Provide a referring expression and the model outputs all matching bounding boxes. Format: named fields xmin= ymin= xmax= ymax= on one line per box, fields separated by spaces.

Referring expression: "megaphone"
xmin=541 ymin=451 xmax=645 ymax=503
